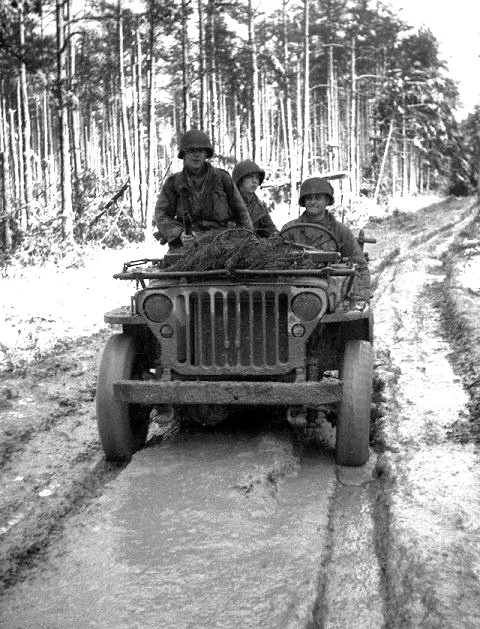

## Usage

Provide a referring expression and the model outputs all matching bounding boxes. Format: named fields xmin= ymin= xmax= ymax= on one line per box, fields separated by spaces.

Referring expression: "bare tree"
xmin=19 ymin=0 xmax=32 ymax=229
xmin=181 ymin=0 xmax=192 ymax=131
xmin=56 ymin=0 xmax=74 ymax=240
xmin=301 ymin=0 xmax=309 ymax=180
xmin=282 ymin=0 xmax=297 ymax=210
xmin=145 ymin=0 xmax=158 ymax=231
xmin=248 ymin=0 xmax=260 ymax=162
xmin=198 ymin=0 xmax=207 ymax=129
xmin=117 ymin=0 xmax=140 ymax=218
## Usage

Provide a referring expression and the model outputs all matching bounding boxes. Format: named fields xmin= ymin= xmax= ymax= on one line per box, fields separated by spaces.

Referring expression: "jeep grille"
xmin=174 ymin=289 xmax=289 ymax=368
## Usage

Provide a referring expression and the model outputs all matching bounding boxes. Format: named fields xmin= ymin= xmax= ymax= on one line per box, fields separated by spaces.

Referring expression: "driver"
xmin=281 ymin=177 xmax=370 ymax=304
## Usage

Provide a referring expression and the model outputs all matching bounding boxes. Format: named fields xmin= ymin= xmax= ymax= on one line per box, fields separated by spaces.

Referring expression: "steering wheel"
xmin=280 ymin=223 xmax=340 ymax=251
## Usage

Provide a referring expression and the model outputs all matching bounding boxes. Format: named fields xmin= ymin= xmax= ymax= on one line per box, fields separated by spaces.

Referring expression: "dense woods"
xmin=0 ymin=0 xmax=477 ymax=256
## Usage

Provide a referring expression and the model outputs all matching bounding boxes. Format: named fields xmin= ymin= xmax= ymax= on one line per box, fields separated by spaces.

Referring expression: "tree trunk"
xmin=391 ymin=138 xmax=396 ymax=196
xmin=327 ymin=43 xmax=339 ymax=172
xmin=131 ymin=47 xmax=140 ymax=212
xmin=301 ymin=0 xmax=309 ymax=181
xmin=374 ymin=118 xmax=394 ymax=204
xmin=0 ymin=92 xmax=4 ymax=153
xmin=9 ymin=109 xmax=20 ymax=203
xmin=135 ymin=28 xmax=146 ymax=222
xmin=207 ymin=0 xmax=218 ymax=148
xmin=16 ymin=81 xmax=25 ymax=226
xmin=198 ymin=0 xmax=207 ymax=129
xmin=282 ymin=0 xmax=297 ymax=212
xmin=0 ymin=151 xmax=12 ymax=252
xmin=181 ymin=0 xmax=192 ymax=131
xmin=401 ymin=97 xmax=408 ymax=196
xmin=19 ymin=1 xmax=32 ymax=228
xmin=56 ymin=0 xmax=74 ymax=240
xmin=296 ymin=58 xmax=302 ymax=174
xmin=41 ymin=88 xmax=51 ymax=204
xmin=350 ymin=37 xmax=357 ymax=197
xmin=478 ymin=152 xmax=480 ymax=200
xmin=118 ymin=0 xmax=140 ymax=218
xmin=247 ymin=0 xmax=260 ymax=162
xmin=145 ymin=0 xmax=157 ymax=232
xmin=66 ymin=0 xmax=82 ymax=206
xmin=287 ymin=97 xmax=297 ymax=211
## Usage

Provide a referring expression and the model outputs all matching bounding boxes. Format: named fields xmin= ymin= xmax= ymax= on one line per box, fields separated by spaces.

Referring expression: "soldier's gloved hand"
xmin=180 ymin=231 xmax=195 ymax=246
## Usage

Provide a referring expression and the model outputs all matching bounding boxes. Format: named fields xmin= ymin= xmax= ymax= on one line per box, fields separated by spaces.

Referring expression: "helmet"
xmin=298 ymin=177 xmax=334 ymax=207
xmin=232 ymin=160 xmax=265 ymax=187
xmin=178 ymin=129 xmax=214 ymax=159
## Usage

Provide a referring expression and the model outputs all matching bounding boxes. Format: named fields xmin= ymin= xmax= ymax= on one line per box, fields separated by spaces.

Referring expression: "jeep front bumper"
xmin=113 ymin=379 xmax=342 ymax=407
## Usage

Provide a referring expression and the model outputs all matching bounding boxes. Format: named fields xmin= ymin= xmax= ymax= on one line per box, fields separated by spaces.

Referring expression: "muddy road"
xmin=1 ymin=197 xmax=480 ymax=628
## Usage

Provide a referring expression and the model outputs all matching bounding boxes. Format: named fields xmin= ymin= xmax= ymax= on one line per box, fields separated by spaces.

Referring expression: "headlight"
xmin=291 ymin=292 xmax=324 ymax=321
xmin=142 ymin=294 xmax=173 ymax=322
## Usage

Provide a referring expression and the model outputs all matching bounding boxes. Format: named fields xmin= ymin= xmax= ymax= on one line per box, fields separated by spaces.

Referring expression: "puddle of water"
xmin=0 ymin=431 xmax=336 ymax=629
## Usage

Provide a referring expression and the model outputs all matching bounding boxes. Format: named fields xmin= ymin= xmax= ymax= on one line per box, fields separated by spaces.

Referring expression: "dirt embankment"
xmin=441 ymin=208 xmax=480 ymax=438
xmin=0 ymin=196 xmax=479 ymax=594
xmin=365 ymin=195 xmax=480 ymax=628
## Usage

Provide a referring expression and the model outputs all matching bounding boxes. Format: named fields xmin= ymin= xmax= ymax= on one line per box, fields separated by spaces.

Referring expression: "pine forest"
xmin=0 ymin=0 xmax=478 ymax=256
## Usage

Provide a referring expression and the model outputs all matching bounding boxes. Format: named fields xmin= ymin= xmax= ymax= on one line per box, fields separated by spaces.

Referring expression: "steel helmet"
xmin=232 ymin=160 xmax=265 ymax=187
xmin=178 ymin=129 xmax=214 ymax=159
xmin=298 ymin=177 xmax=334 ymax=207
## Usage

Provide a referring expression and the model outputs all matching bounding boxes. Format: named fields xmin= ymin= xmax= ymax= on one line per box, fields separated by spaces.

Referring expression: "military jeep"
xmin=96 ymin=226 xmax=374 ymax=466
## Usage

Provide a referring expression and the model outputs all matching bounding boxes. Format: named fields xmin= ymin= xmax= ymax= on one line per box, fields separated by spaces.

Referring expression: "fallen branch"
xmin=88 ymin=180 xmax=129 ymax=229
xmin=98 ymin=203 xmax=126 ymax=244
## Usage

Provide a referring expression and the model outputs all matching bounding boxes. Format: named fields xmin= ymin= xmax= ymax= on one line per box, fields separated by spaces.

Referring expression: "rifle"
xmin=179 ymin=188 xmax=195 ymax=246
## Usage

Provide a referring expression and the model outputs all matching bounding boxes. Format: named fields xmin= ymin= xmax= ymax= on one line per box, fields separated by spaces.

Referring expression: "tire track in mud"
xmin=368 ymin=198 xmax=480 ymax=628
xmin=0 ymin=332 xmax=124 ymax=588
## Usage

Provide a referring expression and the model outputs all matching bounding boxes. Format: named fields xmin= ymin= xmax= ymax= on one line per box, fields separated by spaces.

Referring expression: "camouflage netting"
xmin=165 ymin=228 xmax=326 ymax=272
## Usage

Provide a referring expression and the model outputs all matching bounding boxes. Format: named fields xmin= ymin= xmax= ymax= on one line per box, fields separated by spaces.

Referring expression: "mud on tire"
xmin=96 ymin=333 xmax=150 ymax=462
xmin=335 ymin=340 xmax=373 ymax=466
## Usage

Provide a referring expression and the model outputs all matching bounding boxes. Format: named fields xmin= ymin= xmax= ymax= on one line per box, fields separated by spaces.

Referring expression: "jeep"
xmin=96 ymin=225 xmax=374 ymax=466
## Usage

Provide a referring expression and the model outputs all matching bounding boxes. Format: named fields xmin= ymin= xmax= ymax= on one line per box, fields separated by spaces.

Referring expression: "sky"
xmin=256 ymin=0 xmax=480 ymax=120
xmin=390 ymin=0 xmax=480 ymax=119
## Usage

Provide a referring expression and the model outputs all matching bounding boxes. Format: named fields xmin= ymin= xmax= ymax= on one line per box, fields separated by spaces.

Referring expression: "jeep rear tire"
xmin=335 ymin=340 xmax=373 ymax=466
xmin=96 ymin=333 xmax=150 ymax=462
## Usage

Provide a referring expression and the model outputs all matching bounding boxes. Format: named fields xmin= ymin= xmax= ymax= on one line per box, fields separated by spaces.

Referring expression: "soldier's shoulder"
xmin=162 ymin=172 xmax=181 ymax=187
xmin=212 ymin=166 xmax=233 ymax=179
xmin=331 ymin=214 xmax=354 ymax=235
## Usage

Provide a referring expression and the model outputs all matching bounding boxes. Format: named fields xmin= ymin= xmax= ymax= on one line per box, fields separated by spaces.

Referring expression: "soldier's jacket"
xmin=282 ymin=211 xmax=371 ymax=302
xmin=240 ymin=191 xmax=278 ymax=237
xmin=155 ymin=164 xmax=253 ymax=244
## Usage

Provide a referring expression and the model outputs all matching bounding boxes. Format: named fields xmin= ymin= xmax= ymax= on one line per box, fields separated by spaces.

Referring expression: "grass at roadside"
xmin=441 ymin=202 xmax=480 ymax=440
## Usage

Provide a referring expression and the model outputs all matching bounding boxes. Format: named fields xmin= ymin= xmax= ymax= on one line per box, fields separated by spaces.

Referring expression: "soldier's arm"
xmin=154 ymin=178 xmax=184 ymax=245
xmin=257 ymin=209 xmax=279 ymax=236
xmin=336 ymin=223 xmax=371 ymax=302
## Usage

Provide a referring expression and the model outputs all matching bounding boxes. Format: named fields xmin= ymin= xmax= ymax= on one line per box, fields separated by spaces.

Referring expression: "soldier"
xmin=282 ymin=177 xmax=371 ymax=305
xmin=232 ymin=160 xmax=278 ymax=237
xmin=155 ymin=130 xmax=253 ymax=248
